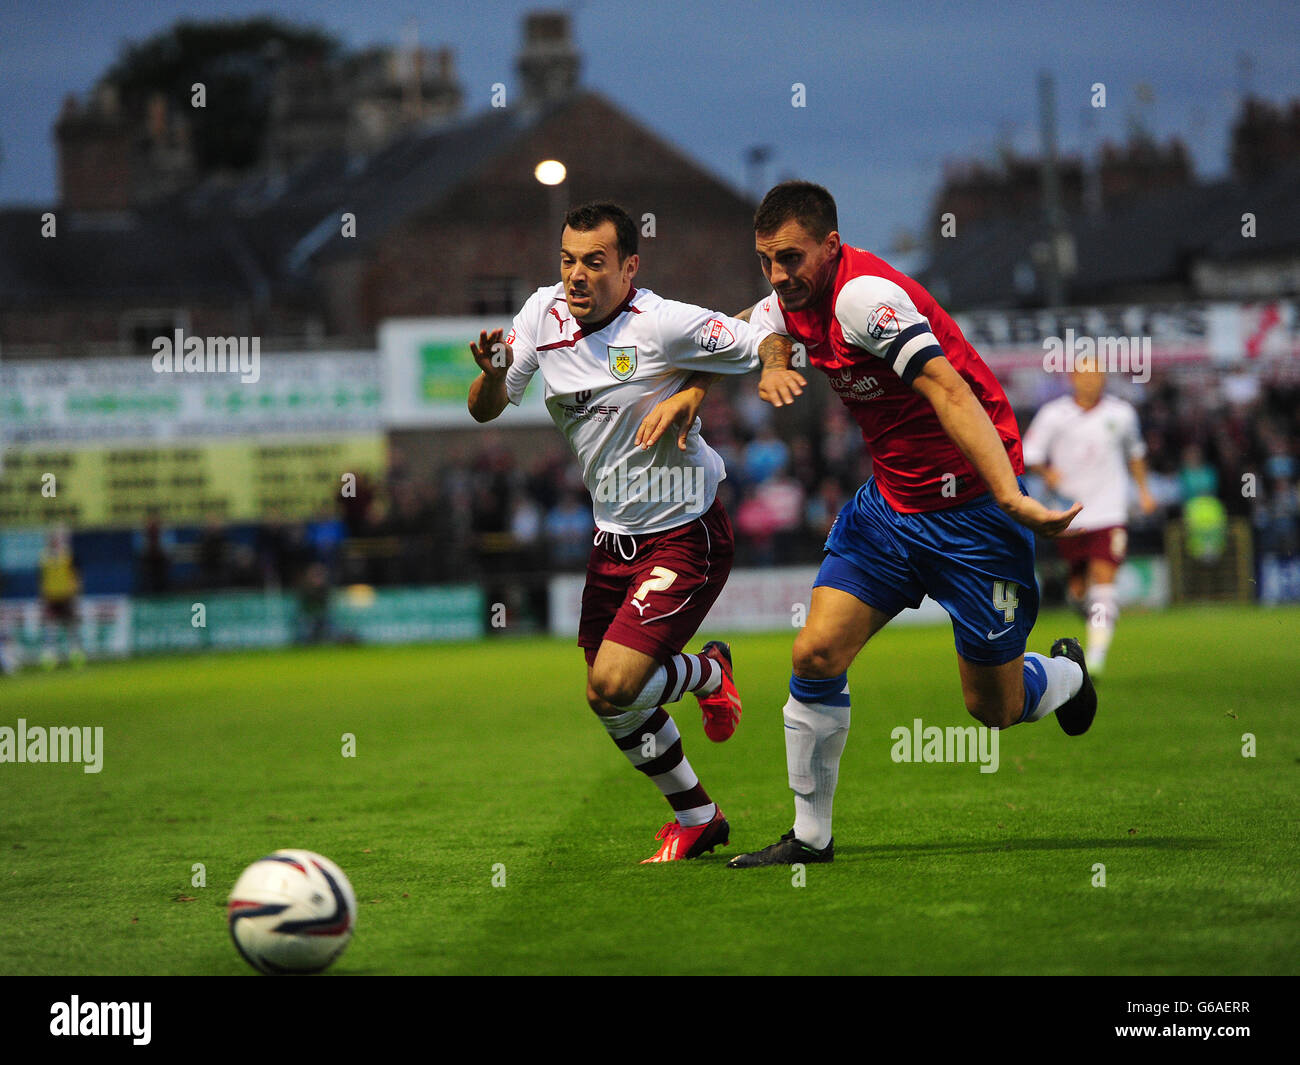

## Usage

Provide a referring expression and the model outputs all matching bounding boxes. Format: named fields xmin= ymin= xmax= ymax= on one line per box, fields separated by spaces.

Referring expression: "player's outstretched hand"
xmin=637 ymin=388 xmax=703 ymax=451
xmin=758 ymin=368 xmax=807 ymax=408
xmin=470 ymin=329 xmax=512 ymax=378
xmin=1001 ymin=494 xmax=1083 ymax=538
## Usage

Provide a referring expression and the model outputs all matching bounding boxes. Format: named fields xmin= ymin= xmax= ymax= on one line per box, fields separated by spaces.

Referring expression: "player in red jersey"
xmin=716 ymin=182 xmax=1097 ymax=866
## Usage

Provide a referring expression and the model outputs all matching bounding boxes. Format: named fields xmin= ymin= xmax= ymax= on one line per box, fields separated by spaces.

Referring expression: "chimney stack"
xmin=55 ymin=83 xmax=133 ymax=211
xmin=516 ymin=11 xmax=580 ymax=106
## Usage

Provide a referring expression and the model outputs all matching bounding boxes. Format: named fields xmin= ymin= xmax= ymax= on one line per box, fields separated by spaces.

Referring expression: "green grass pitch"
xmin=1 ymin=605 xmax=1296 ymax=975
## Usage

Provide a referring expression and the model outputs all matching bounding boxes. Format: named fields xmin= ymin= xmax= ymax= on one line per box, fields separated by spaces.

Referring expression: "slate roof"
xmin=919 ymin=159 xmax=1300 ymax=309
xmin=0 ymin=206 xmax=255 ymax=305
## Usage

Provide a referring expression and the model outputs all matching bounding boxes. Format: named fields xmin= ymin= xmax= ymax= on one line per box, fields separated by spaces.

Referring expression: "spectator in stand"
xmin=510 ymin=494 xmax=545 ymax=572
xmin=139 ymin=512 xmax=171 ymax=594
xmin=742 ymin=424 xmax=791 ymax=487
xmin=40 ymin=525 xmax=85 ymax=669
xmin=820 ymin=404 xmax=859 ymax=474
xmin=257 ymin=514 xmax=291 ymax=589
xmin=340 ymin=471 xmax=378 ymax=537
xmin=307 ymin=510 xmax=346 ymax=584
xmin=297 ymin=562 xmax=333 ymax=644
xmin=1256 ymin=437 xmax=1299 ymax=560
xmin=471 ymin=445 xmax=515 ymax=538
xmin=736 ymin=472 xmax=804 ymax=567
xmin=787 ymin=437 xmax=818 ymax=494
xmin=544 ymin=490 xmax=593 ymax=571
xmin=1259 ymin=475 xmax=1299 ymax=556
xmin=524 ymin=450 xmax=566 ymax=514
xmin=1178 ymin=444 xmax=1218 ymax=503
xmin=197 ymin=517 xmax=229 ymax=589
xmin=805 ymin=477 xmax=847 ymax=540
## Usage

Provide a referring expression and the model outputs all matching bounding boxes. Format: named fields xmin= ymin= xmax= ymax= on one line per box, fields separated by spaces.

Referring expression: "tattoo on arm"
xmin=758 ymin=333 xmax=792 ymax=371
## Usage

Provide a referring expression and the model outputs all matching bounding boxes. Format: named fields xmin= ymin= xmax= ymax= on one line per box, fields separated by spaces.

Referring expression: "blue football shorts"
xmin=814 ymin=476 xmax=1039 ymax=666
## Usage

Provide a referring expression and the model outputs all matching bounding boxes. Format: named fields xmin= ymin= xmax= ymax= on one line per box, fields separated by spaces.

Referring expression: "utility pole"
xmin=745 ymin=145 xmax=773 ymax=202
xmin=1038 ymin=71 xmax=1068 ymax=307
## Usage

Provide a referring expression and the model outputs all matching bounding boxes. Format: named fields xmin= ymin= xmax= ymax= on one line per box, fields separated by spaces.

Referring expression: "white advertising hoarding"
xmin=548 ymin=559 xmax=1169 ymax=637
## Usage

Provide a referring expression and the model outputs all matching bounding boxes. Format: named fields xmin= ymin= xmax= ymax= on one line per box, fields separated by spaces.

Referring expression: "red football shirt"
xmin=751 ymin=245 xmax=1023 ymax=512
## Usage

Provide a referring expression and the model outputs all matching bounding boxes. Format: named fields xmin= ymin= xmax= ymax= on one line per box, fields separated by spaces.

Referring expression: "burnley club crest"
xmin=607 ymin=345 xmax=637 ymax=381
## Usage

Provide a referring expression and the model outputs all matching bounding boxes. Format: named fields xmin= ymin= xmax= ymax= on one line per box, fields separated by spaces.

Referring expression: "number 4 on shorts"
xmin=992 ymin=580 xmax=1018 ymax=623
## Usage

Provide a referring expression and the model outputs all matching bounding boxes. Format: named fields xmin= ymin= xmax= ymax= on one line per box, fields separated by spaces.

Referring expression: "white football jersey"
xmin=1022 ymin=393 xmax=1146 ymax=530
xmin=504 ymin=284 xmax=771 ymax=534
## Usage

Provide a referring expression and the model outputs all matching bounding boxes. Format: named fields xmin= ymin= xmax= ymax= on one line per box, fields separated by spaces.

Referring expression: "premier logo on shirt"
xmin=559 ymin=388 xmax=621 ymax=421
xmin=608 ymin=346 xmax=637 ymax=381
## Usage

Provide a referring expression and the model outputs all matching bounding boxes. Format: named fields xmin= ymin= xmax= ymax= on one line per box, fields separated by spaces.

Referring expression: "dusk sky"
xmin=1 ymin=0 xmax=1296 ymax=252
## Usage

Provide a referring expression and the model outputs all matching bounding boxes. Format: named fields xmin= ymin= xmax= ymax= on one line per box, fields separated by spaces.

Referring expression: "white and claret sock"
xmin=610 ymin=652 xmax=722 ymax=712
xmin=1085 ymin=583 xmax=1118 ymax=675
xmin=1019 ymin=653 xmax=1084 ymax=723
xmin=600 ymin=706 xmax=716 ymax=827
xmin=785 ymin=673 xmax=851 ymax=850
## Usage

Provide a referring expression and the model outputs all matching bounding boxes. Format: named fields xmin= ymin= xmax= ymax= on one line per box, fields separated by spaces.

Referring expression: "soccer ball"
xmin=227 ymin=850 xmax=357 ymax=974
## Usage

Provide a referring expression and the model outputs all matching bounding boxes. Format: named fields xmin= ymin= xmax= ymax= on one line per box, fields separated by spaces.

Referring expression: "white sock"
xmin=611 ymin=653 xmax=722 ymax=712
xmin=1086 ymin=584 xmax=1118 ymax=675
xmin=784 ymin=683 xmax=850 ymax=850
xmin=1022 ymin=652 xmax=1083 ymax=722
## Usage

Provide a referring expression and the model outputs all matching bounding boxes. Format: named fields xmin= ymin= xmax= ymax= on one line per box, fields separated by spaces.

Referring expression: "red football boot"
xmin=640 ymin=807 xmax=730 ymax=863
xmin=696 ymin=640 xmax=741 ymax=742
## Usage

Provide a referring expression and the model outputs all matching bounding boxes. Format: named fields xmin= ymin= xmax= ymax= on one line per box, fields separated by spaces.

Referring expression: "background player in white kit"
xmin=467 ymin=201 xmax=791 ymax=862
xmin=1023 ymin=358 xmax=1157 ymax=676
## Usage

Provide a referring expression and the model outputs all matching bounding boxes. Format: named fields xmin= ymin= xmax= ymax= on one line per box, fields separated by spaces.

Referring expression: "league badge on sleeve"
xmin=607 ymin=345 xmax=638 ymax=381
xmin=867 ymin=305 xmax=901 ymax=341
xmin=697 ymin=317 xmax=736 ymax=352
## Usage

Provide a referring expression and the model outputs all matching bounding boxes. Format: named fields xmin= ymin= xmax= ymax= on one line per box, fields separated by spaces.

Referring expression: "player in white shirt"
xmin=468 ymin=201 xmax=791 ymax=862
xmin=1022 ymin=360 xmax=1157 ymax=675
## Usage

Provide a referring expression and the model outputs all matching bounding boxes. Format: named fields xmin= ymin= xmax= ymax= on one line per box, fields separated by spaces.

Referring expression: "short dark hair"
xmin=754 ymin=181 xmax=838 ymax=241
xmin=562 ymin=201 xmax=638 ymax=260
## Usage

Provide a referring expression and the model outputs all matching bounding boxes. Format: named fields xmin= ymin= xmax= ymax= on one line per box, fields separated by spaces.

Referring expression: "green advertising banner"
xmin=331 ymin=585 xmax=484 ymax=642
xmin=420 ymin=341 xmax=477 ymax=405
xmin=380 ymin=317 xmax=550 ymax=427
xmin=132 ymin=592 xmax=296 ymax=653
xmin=130 ymin=586 xmax=485 ymax=654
